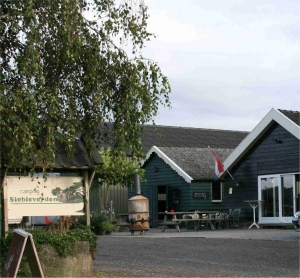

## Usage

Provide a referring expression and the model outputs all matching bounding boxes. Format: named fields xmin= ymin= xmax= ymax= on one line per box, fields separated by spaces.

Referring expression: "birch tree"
xmin=0 ymin=0 xmax=171 ymax=171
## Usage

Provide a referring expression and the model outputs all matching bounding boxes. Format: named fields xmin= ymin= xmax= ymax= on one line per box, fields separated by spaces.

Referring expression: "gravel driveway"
xmin=93 ymin=228 xmax=300 ymax=277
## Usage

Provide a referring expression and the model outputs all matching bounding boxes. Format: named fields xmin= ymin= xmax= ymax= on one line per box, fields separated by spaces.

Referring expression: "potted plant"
xmin=90 ymin=210 xmax=110 ymax=235
xmin=100 ymin=220 xmax=114 ymax=235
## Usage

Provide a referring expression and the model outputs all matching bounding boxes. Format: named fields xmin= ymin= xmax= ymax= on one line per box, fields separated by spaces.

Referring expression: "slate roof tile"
xmin=141 ymin=125 xmax=248 ymax=154
xmin=1 ymin=137 xmax=103 ymax=169
xmin=278 ymin=109 xmax=300 ymax=126
xmin=52 ymin=138 xmax=102 ymax=168
xmin=158 ymin=147 xmax=233 ymax=180
xmin=97 ymin=123 xmax=249 ymax=155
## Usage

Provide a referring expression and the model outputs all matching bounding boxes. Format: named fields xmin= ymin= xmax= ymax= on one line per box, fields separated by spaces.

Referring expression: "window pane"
xmin=212 ymin=181 xmax=221 ymax=201
xmin=296 ymin=175 xmax=300 ymax=212
xmin=281 ymin=176 xmax=294 ymax=217
xmin=261 ymin=177 xmax=279 ymax=217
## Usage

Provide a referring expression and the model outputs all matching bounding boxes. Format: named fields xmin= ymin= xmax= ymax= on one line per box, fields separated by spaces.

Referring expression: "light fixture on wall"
xmin=236 ymin=180 xmax=245 ymax=186
xmin=273 ymin=139 xmax=283 ymax=144
xmin=154 ymin=166 xmax=158 ymax=172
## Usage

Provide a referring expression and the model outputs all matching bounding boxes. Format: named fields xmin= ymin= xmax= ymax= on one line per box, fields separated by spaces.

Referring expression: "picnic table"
xmin=117 ymin=214 xmax=129 ymax=227
xmin=158 ymin=211 xmax=220 ymax=232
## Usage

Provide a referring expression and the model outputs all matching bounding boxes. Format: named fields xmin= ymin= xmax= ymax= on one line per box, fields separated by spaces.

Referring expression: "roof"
xmin=221 ymin=108 xmax=300 ymax=177
xmin=1 ymin=136 xmax=103 ymax=170
xmin=141 ymin=125 xmax=248 ymax=154
xmin=52 ymin=137 xmax=103 ymax=169
xmin=97 ymin=122 xmax=249 ymax=155
xmin=143 ymin=146 xmax=233 ymax=183
xmin=278 ymin=109 xmax=300 ymax=126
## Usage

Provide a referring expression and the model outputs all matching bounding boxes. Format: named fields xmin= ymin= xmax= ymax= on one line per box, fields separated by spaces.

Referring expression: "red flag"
xmin=208 ymin=147 xmax=225 ymax=180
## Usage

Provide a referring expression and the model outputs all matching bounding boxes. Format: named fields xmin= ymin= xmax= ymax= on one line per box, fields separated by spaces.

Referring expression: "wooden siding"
xmin=190 ymin=181 xmax=226 ymax=211
xmin=90 ymin=184 xmax=128 ymax=216
xmin=131 ymin=154 xmax=229 ymax=227
xmin=90 ymin=156 xmax=138 ymax=216
xmin=130 ymin=154 xmax=190 ymax=227
xmin=223 ymin=122 xmax=300 ymax=219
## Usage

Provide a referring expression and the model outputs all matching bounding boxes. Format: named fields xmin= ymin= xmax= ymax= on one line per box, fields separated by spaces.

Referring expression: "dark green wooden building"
xmin=97 ymin=124 xmax=249 ymax=217
xmin=129 ymin=147 xmax=237 ymax=227
xmin=126 ymin=126 xmax=249 ymax=228
xmin=221 ymin=109 xmax=300 ymax=226
xmin=129 ymin=109 xmax=300 ymax=228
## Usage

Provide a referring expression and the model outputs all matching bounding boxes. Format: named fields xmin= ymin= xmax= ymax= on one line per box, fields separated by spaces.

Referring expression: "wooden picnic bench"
xmin=116 ymin=214 xmax=129 ymax=231
xmin=158 ymin=211 xmax=219 ymax=232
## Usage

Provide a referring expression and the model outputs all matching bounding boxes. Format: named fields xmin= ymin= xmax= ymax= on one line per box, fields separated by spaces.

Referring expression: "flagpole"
xmin=226 ymin=169 xmax=234 ymax=180
xmin=208 ymin=146 xmax=234 ymax=180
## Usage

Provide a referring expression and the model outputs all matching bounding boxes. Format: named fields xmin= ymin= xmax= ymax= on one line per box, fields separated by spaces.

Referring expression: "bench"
xmin=158 ymin=219 xmax=217 ymax=231
xmin=158 ymin=211 xmax=219 ymax=232
xmin=159 ymin=220 xmax=182 ymax=232
xmin=117 ymin=221 xmax=129 ymax=226
xmin=116 ymin=214 xmax=129 ymax=231
xmin=179 ymin=218 xmax=216 ymax=231
xmin=158 ymin=219 xmax=216 ymax=232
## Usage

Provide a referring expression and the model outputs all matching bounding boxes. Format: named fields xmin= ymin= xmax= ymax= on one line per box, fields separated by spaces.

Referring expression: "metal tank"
xmin=128 ymin=173 xmax=150 ymax=235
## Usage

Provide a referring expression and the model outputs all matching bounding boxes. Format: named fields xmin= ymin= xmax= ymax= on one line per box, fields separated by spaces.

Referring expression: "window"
xmin=260 ymin=177 xmax=279 ymax=217
xmin=212 ymin=180 xmax=222 ymax=202
xmin=258 ymin=173 xmax=299 ymax=221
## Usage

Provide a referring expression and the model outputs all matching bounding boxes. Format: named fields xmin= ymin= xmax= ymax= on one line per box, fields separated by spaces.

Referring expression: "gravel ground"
xmin=92 ymin=229 xmax=300 ymax=277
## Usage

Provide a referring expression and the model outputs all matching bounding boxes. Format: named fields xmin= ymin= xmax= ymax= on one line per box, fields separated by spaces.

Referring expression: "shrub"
xmin=0 ymin=225 xmax=97 ymax=277
xmin=100 ymin=220 xmax=114 ymax=234
xmin=75 ymin=210 xmax=115 ymax=234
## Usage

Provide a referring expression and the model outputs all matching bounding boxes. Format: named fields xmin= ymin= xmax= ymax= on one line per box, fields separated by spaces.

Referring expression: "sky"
xmin=138 ymin=0 xmax=300 ymax=132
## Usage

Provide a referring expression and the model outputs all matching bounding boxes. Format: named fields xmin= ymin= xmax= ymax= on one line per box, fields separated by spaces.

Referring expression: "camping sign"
xmin=6 ymin=174 xmax=85 ymax=217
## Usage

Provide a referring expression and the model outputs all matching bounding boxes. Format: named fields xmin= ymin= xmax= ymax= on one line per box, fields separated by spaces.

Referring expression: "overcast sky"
xmin=140 ymin=0 xmax=300 ymax=132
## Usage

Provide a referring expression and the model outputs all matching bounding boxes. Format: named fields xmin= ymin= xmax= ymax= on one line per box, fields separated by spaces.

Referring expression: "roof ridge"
xmin=159 ymin=146 xmax=234 ymax=150
xmin=142 ymin=124 xmax=249 ymax=133
xmin=278 ymin=109 xmax=300 ymax=113
xmin=277 ymin=109 xmax=300 ymax=126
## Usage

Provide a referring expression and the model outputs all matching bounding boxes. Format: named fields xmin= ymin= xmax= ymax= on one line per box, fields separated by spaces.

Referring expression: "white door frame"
xmin=258 ymin=173 xmax=297 ymax=224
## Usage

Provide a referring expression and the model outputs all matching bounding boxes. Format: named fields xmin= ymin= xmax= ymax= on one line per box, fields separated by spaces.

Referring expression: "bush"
xmin=75 ymin=210 xmax=115 ymax=235
xmin=100 ymin=220 xmax=114 ymax=234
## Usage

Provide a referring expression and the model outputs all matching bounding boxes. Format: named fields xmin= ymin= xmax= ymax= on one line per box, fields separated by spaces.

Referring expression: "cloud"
xmin=147 ymin=11 xmax=211 ymax=45
xmin=142 ymin=1 xmax=300 ymax=131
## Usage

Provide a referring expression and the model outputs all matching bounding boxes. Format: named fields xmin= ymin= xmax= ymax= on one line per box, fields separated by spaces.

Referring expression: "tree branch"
xmin=0 ymin=9 xmax=44 ymax=19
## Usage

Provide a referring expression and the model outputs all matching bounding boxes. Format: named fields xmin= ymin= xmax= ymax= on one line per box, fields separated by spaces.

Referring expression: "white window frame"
xmin=258 ymin=173 xmax=298 ymax=224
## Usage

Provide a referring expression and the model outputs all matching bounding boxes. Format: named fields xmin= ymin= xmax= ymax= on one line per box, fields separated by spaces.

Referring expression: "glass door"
xmin=261 ymin=177 xmax=279 ymax=218
xmin=281 ymin=175 xmax=294 ymax=217
xmin=296 ymin=175 xmax=300 ymax=212
xmin=259 ymin=174 xmax=298 ymax=223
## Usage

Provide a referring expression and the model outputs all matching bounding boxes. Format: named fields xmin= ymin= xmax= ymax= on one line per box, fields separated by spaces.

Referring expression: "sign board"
xmin=2 ymin=229 xmax=44 ymax=278
xmin=192 ymin=192 xmax=209 ymax=200
xmin=6 ymin=175 xmax=84 ymax=217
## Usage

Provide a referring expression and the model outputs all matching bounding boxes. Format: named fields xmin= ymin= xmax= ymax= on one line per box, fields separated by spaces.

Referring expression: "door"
xmin=260 ymin=177 xmax=279 ymax=218
xmin=281 ymin=175 xmax=294 ymax=217
xmin=296 ymin=174 xmax=300 ymax=212
xmin=148 ymin=185 xmax=168 ymax=228
xmin=157 ymin=185 xmax=168 ymax=221
xmin=259 ymin=174 xmax=298 ymax=224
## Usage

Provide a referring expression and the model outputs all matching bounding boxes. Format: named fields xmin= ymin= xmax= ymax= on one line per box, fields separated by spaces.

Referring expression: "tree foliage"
xmin=93 ymin=147 xmax=144 ymax=188
xmin=0 ymin=0 xmax=171 ymax=171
